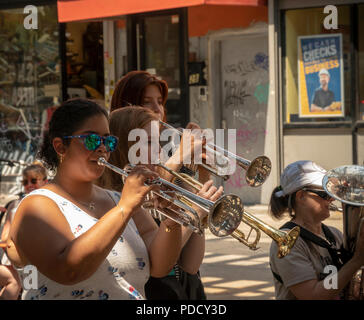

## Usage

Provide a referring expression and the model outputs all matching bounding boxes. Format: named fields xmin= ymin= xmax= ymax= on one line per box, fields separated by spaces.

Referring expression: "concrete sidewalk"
xmin=200 ymin=205 xmax=344 ymax=300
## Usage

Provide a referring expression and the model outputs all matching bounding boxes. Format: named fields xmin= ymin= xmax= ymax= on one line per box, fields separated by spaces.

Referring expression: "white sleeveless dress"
xmin=13 ymin=188 xmax=150 ymax=300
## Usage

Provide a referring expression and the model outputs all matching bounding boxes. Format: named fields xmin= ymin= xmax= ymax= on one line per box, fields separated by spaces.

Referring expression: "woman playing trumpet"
xmin=101 ymin=106 xmax=223 ymax=300
xmin=4 ymin=98 xmax=183 ymax=300
xmin=269 ymin=160 xmax=364 ymax=300
xmin=111 ymin=70 xmax=211 ymax=183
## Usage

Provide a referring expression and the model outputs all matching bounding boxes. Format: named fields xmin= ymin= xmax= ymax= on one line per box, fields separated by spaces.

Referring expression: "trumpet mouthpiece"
xmin=97 ymin=157 xmax=106 ymax=166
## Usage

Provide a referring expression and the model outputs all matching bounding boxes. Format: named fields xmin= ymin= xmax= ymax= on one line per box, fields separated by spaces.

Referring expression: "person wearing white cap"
xmin=311 ymin=68 xmax=335 ymax=112
xmin=268 ymin=160 xmax=364 ymax=300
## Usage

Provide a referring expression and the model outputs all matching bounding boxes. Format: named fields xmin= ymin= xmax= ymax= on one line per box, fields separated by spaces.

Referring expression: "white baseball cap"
xmin=275 ymin=160 xmax=327 ymax=197
xmin=319 ymin=68 xmax=330 ymax=76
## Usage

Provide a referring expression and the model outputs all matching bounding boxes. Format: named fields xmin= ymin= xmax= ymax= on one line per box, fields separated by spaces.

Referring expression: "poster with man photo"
xmin=298 ymin=34 xmax=344 ymax=118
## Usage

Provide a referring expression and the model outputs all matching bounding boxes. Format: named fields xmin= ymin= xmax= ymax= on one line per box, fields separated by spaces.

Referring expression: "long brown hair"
xmin=100 ymin=106 xmax=159 ymax=191
xmin=269 ymin=187 xmax=297 ymax=220
xmin=110 ymin=70 xmax=168 ymax=122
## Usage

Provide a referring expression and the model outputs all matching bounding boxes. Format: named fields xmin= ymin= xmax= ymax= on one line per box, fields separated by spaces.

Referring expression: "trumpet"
xmin=97 ymin=157 xmax=244 ymax=237
xmin=231 ymin=212 xmax=300 ymax=258
xmin=159 ymin=120 xmax=272 ymax=187
xmin=157 ymin=162 xmax=300 ymax=258
xmin=329 ymin=204 xmax=343 ymax=212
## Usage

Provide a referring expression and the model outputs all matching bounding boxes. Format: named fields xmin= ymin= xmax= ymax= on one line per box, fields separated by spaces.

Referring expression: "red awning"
xmin=57 ymin=0 xmax=267 ymax=23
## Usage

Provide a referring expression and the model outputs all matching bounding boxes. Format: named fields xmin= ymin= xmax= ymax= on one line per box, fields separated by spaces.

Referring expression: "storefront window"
xmin=65 ymin=22 xmax=104 ymax=104
xmin=359 ymin=5 xmax=364 ymax=121
xmin=0 ymin=5 xmax=61 ymax=197
xmin=283 ymin=6 xmax=352 ymax=123
xmin=144 ymin=15 xmax=180 ymax=99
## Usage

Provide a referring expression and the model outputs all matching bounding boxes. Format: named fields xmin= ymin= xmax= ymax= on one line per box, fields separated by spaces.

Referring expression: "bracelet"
xmin=116 ymin=204 xmax=125 ymax=219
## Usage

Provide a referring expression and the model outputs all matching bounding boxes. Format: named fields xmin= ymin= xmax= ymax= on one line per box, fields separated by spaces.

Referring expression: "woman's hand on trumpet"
xmin=195 ymin=180 xmax=224 ymax=219
xmin=119 ymin=165 xmax=160 ymax=213
xmin=169 ymin=124 xmax=210 ymax=166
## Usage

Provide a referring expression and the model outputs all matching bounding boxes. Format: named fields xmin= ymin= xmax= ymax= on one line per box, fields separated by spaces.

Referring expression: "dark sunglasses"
xmin=63 ymin=134 xmax=118 ymax=152
xmin=22 ymin=178 xmax=46 ymax=186
xmin=302 ymin=188 xmax=332 ymax=201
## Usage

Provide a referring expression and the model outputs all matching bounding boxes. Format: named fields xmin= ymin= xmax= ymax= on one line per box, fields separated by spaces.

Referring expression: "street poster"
xmin=298 ymin=34 xmax=344 ymax=118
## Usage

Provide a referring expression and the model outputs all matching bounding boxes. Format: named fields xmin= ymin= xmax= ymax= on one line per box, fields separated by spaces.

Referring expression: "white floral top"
xmin=14 ymin=188 xmax=150 ymax=300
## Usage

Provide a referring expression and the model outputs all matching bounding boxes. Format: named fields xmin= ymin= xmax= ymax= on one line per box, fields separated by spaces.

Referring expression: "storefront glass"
xmin=65 ymin=22 xmax=104 ymax=103
xmin=359 ymin=5 xmax=364 ymax=120
xmin=283 ymin=6 xmax=352 ymax=123
xmin=144 ymin=14 xmax=182 ymax=125
xmin=0 ymin=5 xmax=61 ymax=200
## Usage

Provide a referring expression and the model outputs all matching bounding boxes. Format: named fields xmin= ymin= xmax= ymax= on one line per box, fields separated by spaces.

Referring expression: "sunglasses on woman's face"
xmin=302 ymin=188 xmax=333 ymax=201
xmin=63 ymin=134 xmax=118 ymax=152
xmin=22 ymin=178 xmax=46 ymax=186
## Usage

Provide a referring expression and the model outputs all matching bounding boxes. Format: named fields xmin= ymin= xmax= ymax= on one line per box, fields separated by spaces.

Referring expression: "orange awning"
xmin=57 ymin=0 xmax=267 ymax=23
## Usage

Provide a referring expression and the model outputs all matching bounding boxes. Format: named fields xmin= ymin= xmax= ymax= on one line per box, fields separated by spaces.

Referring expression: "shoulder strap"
xmin=279 ymin=221 xmax=335 ymax=250
xmin=321 ymin=224 xmax=337 ymax=246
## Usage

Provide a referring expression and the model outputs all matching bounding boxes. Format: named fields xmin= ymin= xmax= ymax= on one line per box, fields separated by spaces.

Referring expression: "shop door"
xmin=215 ymin=31 xmax=269 ymax=204
xmin=128 ymin=10 xmax=188 ymax=127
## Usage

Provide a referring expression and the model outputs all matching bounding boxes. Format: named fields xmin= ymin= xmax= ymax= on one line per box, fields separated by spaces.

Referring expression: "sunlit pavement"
xmin=200 ymin=205 xmax=344 ymax=300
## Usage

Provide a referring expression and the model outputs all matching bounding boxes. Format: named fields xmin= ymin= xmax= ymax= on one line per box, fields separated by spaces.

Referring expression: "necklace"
xmin=52 ymin=180 xmax=96 ymax=211
xmin=78 ymin=200 xmax=96 ymax=211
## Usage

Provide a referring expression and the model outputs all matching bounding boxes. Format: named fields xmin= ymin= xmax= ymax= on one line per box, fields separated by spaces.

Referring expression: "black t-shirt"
xmin=311 ymin=88 xmax=335 ymax=109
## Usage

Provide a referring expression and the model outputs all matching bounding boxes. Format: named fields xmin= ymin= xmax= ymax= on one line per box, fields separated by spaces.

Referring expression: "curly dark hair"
xmin=38 ymin=98 xmax=108 ymax=171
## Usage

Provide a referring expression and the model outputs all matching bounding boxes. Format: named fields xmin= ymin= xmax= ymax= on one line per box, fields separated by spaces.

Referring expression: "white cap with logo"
xmin=319 ymin=68 xmax=330 ymax=76
xmin=275 ymin=160 xmax=327 ymax=197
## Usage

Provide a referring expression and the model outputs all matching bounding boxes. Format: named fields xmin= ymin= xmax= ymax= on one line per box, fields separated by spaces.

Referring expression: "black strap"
xmin=280 ymin=221 xmax=337 ymax=249
xmin=271 ymin=267 xmax=284 ymax=284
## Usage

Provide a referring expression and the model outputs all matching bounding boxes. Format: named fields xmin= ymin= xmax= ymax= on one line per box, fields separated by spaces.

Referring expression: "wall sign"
xmin=298 ymin=34 xmax=344 ymax=118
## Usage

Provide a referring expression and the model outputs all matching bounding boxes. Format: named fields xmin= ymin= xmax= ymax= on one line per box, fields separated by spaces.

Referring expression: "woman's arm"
xmin=289 ymin=257 xmax=363 ymax=300
xmin=8 ymin=166 xmax=159 ymax=285
xmin=178 ymin=180 xmax=223 ymax=274
xmin=132 ymin=207 xmax=182 ymax=278
xmin=1 ymin=201 xmax=18 ymax=242
xmin=9 ymin=195 xmax=136 ymax=285
xmin=178 ymin=231 xmax=205 ymax=275
xmin=0 ymin=265 xmax=21 ymax=300
xmin=289 ymin=225 xmax=364 ymax=300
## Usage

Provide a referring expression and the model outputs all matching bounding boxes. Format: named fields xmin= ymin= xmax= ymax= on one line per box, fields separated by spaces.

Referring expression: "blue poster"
xmin=298 ymin=34 xmax=344 ymax=117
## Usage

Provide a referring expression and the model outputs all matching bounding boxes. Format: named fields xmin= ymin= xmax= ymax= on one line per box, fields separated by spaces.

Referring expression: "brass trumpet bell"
xmin=208 ymin=194 xmax=244 ymax=237
xmin=244 ymin=156 xmax=272 ymax=187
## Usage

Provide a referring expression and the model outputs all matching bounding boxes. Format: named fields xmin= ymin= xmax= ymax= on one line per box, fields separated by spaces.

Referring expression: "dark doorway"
xmin=127 ymin=9 xmax=189 ymax=128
